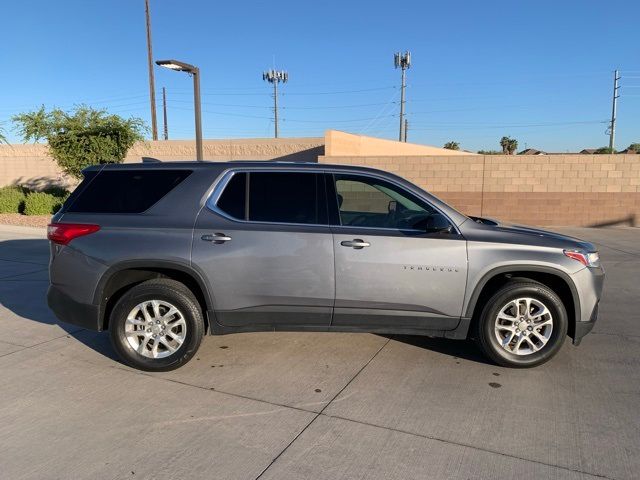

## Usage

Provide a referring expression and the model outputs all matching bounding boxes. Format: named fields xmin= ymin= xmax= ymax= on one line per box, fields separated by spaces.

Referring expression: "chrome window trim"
xmin=204 ymin=167 xmax=460 ymax=235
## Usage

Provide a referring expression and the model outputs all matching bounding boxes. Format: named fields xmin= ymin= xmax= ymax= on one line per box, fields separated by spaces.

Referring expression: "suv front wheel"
xmin=476 ymin=280 xmax=568 ymax=368
xmin=109 ymin=278 xmax=205 ymax=371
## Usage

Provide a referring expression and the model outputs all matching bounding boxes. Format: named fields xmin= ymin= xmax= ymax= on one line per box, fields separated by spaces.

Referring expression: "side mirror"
xmin=425 ymin=213 xmax=453 ymax=234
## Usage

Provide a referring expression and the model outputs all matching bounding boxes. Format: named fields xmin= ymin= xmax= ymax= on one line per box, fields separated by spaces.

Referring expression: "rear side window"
xmin=217 ymin=172 xmax=246 ymax=220
xmin=67 ymin=169 xmax=191 ymax=214
xmin=215 ymin=171 xmax=325 ymax=225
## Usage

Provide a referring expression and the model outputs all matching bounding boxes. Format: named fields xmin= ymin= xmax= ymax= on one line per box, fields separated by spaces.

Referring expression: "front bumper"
xmin=47 ymin=285 xmax=101 ymax=331
xmin=571 ymin=265 xmax=605 ymax=345
xmin=573 ymin=303 xmax=598 ymax=345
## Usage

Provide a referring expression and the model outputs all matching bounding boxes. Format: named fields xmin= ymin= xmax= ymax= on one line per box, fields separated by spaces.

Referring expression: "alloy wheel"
xmin=124 ymin=300 xmax=187 ymax=359
xmin=494 ymin=297 xmax=553 ymax=356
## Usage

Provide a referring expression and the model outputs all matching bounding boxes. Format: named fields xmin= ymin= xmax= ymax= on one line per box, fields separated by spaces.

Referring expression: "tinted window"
xmin=217 ymin=172 xmax=246 ymax=220
xmin=334 ymin=174 xmax=439 ymax=230
xmin=67 ymin=169 xmax=191 ymax=214
xmin=249 ymin=172 xmax=319 ymax=224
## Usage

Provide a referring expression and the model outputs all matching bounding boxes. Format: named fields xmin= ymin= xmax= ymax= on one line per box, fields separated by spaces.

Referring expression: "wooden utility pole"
xmin=145 ymin=0 xmax=158 ymax=140
xmin=608 ymin=70 xmax=620 ymax=150
xmin=162 ymin=87 xmax=168 ymax=140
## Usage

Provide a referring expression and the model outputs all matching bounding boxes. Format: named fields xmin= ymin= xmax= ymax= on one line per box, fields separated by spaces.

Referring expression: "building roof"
xmin=518 ymin=148 xmax=546 ymax=155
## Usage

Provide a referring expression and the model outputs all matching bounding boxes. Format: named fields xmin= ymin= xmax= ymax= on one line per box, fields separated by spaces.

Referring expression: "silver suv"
xmin=47 ymin=162 xmax=604 ymax=370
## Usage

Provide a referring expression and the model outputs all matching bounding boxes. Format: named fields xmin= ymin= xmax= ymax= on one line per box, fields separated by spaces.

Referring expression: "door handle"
xmin=201 ymin=233 xmax=232 ymax=244
xmin=340 ymin=239 xmax=370 ymax=249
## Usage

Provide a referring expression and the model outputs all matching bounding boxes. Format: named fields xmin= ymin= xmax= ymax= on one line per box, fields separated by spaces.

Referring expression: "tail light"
xmin=47 ymin=223 xmax=100 ymax=245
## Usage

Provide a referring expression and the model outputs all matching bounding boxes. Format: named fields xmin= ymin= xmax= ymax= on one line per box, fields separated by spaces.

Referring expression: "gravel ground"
xmin=0 ymin=214 xmax=50 ymax=228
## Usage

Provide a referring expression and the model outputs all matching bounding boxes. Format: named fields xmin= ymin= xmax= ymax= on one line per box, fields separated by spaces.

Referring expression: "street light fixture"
xmin=156 ymin=59 xmax=203 ymax=161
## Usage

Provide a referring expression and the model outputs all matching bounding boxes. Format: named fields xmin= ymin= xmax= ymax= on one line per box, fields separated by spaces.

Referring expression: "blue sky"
xmin=1 ymin=0 xmax=638 ymax=152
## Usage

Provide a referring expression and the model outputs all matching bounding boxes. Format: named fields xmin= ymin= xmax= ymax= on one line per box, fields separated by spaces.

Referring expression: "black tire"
xmin=475 ymin=280 xmax=568 ymax=368
xmin=108 ymin=278 xmax=204 ymax=371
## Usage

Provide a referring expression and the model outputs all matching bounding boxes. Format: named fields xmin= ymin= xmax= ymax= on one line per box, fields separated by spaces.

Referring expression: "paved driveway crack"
xmin=253 ymin=337 xmax=392 ymax=480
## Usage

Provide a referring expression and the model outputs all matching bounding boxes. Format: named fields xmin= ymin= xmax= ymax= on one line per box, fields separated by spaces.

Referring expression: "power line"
xmin=408 ymin=120 xmax=608 ymax=131
xmin=282 ymin=86 xmax=395 ymax=96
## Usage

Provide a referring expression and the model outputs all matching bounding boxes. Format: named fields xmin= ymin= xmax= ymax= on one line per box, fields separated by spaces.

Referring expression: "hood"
xmin=463 ymin=217 xmax=596 ymax=251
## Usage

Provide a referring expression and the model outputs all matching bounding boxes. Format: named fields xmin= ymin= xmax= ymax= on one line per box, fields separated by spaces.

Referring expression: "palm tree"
xmin=443 ymin=141 xmax=460 ymax=150
xmin=0 ymin=125 xmax=7 ymax=144
xmin=500 ymin=136 xmax=518 ymax=155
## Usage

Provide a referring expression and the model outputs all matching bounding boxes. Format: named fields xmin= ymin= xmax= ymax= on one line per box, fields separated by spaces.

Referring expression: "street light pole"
xmin=192 ymin=66 xmax=203 ymax=161
xmin=156 ymin=59 xmax=203 ymax=161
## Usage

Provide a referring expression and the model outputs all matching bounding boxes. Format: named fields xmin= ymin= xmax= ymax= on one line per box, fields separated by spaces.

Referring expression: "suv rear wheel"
xmin=476 ymin=279 xmax=568 ymax=368
xmin=109 ymin=279 xmax=204 ymax=371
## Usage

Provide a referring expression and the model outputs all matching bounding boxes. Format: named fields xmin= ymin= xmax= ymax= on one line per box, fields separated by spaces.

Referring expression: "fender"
xmin=93 ymin=259 xmax=214 ymax=312
xmin=464 ymin=264 xmax=581 ymax=325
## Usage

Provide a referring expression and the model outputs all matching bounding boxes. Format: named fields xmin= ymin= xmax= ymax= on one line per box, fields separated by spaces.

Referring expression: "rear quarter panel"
xmin=51 ymin=168 xmax=219 ymax=306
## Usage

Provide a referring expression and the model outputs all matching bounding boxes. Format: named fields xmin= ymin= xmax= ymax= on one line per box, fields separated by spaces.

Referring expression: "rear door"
xmin=328 ymin=172 xmax=468 ymax=332
xmin=192 ymin=169 xmax=335 ymax=329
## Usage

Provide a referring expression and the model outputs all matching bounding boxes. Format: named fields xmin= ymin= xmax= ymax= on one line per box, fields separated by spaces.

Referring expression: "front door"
xmin=192 ymin=170 xmax=334 ymax=328
xmin=328 ymin=173 xmax=468 ymax=332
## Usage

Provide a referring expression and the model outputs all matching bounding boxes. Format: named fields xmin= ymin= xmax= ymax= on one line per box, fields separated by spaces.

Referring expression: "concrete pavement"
xmin=0 ymin=225 xmax=638 ymax=479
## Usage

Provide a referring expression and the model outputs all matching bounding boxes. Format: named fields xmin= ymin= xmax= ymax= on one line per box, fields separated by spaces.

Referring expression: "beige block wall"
xmin=0 ymin=138 xmax=324 ymax=189
xmin=1 ymin=136 xmax=638 ymax=227
xmin=320 ymin=154 xmax=640 ymax=227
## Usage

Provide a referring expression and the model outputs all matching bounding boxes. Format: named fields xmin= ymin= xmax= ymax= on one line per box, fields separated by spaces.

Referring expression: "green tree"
xmin=477 ymin=150 xmax=502 ymax=155
xmin=627 ymin=143 xmax=640 ymax=152
xmin=443 ymin=141 xmax=460 ymax=150
xmin=13 ymin=106 xmax=146 ymax=179
xmin=594 ymin=147 xmax=616 ymax=154
xmin=500 ymin=136 xmax=518 ymax=155
xmin=0 ymin=125 xmax=7 ymax=144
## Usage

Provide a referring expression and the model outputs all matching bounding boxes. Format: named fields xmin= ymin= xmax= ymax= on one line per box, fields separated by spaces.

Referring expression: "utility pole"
xmin=404 ymin=118 xmax=408 ymax=143
xmin=608 ymin=69 xmax=620 ymax=150
xmin=144 ymin=0 xmax=158 ymax=140
xmin=394 ymin=51 xmax=411 ymax=142
xmin=263 ymin=69 xmax=288 ymax=138
xmin=162 ymin=87 xmax=168 ymax=140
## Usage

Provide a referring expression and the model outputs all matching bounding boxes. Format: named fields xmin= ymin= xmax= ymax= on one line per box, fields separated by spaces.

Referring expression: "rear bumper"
xmin=47 ymin=285 xmax=101 ymax=331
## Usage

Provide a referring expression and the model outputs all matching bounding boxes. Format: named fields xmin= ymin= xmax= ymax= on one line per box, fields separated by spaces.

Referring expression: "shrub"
xmin=23 ymin=192 xmax=65 ymax=216
xmin=595 ymin=147 xmax=616 ymax=154
xmin=0 ymin=186 xmax=26 ymax=213
xmin=42 ymin=185 xmax=69 ymax=198
xmin=12 ymin=106 xmax=146 ymax=179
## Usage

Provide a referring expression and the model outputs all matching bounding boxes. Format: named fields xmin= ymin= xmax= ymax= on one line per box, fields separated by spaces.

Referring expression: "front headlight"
xmin=564 ymin=249 xmax=600 ymax=267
